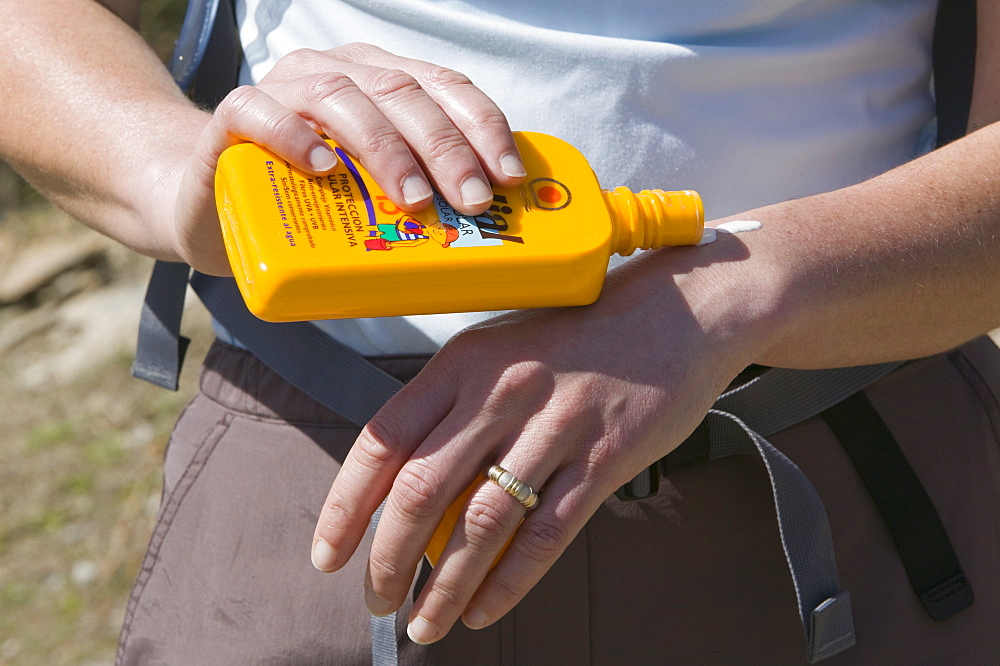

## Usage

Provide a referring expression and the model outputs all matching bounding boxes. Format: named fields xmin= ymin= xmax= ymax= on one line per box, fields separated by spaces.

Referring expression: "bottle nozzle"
xmin=602 ymin=187 xmax=704 ymax=256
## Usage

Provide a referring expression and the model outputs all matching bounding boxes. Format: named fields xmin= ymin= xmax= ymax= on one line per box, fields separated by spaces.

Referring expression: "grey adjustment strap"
xmin=369 ymin=502 xmax=400 ymax=666
xmin=189 ymin=273 xmax=403 ymax=425
xmin=618 ymin=361 xmax=904 ymax=660
xmin=707 ymin=409 xmax=855 ymax=662
xmin=130 ymin=261 xmax=191 ymax=390
xmin=714 ymin=363 xmax=904 ymax=442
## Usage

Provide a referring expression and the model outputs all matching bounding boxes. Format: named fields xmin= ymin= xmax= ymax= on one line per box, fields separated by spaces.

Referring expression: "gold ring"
xmin=487 ymin=464 xmax=539 ymax=510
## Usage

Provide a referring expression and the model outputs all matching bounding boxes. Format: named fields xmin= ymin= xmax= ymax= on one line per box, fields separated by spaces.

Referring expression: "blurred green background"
xmin=0 ymin=2 xmax=216 ymax=663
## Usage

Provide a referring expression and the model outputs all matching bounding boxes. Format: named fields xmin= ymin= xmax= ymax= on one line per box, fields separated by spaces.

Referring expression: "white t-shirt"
xmin=223 ymin=0 xmax=938 ymax=355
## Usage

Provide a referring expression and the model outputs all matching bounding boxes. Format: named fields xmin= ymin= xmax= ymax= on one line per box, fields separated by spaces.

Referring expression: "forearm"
xmin=637 ymin=120 xmax=1000 ymax=372
xmin=0 ymin=0 xmax=210 ymax=261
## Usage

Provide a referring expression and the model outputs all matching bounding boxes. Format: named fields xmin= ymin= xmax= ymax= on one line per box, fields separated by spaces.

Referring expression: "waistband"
xmin=199 ymin=339 xmax=432 ymax=425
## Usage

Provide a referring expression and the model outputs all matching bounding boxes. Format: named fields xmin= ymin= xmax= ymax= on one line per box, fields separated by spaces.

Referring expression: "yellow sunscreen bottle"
xmin=214 ymin=131 xmax=704 ymax=321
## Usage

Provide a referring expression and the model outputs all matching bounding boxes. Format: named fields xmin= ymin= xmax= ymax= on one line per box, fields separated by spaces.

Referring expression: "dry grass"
xmin=0 ymin=335 xmax=209 ymax=664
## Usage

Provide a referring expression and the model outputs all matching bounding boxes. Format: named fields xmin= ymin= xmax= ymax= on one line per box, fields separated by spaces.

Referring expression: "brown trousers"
xmin=117 ymin=338 xmax=1000 ymax=664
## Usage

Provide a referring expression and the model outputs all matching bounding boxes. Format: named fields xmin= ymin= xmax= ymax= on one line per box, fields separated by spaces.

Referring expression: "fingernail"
xmin=310 ymin=145 xmax=338 ymax=171
xmin=311 ymin=538 xmax=337 ymax=572
xmin=460 ymin=176 xmax=494 ymax=207
xmin=402 ymin=174 xmax=433 ymax=205
xmin=499 ymin=153 xmax=527 ymax=178
xmin=407 ymin=615 xmax=441 ymax=645
xmin=364 ymin=572 xmax=396 ymax=617
xmin=464 ymin=606 xmax=490 ymax=630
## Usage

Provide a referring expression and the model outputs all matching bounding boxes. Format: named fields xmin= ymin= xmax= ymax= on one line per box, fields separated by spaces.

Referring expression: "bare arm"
xmin=713 ymin=0 xmax=1000 ymax=367
xmin=0 ymin=0 xmax=203 ymax=262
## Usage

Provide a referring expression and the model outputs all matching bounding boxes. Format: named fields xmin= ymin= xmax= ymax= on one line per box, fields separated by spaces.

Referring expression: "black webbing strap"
xmin=822 ymin=392 xmax=974 ymax=621
xmin=933 ymin=0 xmax=977 ymax=147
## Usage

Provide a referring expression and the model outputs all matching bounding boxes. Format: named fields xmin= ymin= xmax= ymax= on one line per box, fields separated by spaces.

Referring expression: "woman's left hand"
xmin=310 ymin=231 xmax=760 ymax=643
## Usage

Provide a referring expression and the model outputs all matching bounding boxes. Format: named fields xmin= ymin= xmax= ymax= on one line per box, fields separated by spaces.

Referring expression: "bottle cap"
xmin=602 ymin=187 xmax=704 ymax=256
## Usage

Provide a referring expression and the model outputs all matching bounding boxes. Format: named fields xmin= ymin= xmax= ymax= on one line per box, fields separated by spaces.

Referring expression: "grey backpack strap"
xmin=129 ymin=0 xmax=232 ymax=390
xmin=189 ymin=273 xmax=403 ymax=424
xmin=714 ymin=363 xmax=903 ymax=440
xmin=130 ymin=261 xmax=191 ymax=389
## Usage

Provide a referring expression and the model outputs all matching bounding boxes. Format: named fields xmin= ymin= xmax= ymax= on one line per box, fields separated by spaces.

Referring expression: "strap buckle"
xmin=614 ymin=419 xmax=711 ymax=502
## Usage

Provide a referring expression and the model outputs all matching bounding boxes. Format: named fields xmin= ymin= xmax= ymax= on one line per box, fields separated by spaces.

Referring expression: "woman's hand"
xmin=164 ymin=43 xmax=526 ymax=275
xmin=309 ymin=233 xmax=763 ymax=643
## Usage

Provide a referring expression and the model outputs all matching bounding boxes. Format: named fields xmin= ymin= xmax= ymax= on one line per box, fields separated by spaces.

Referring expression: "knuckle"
xmin=367 ymin=552 xmax=404 ymax=579
xmin=316 ymin=498 xmax=354 ymax=533
xmin=463 ymin=498 xmax=514 ymax=547
xmin=426 ymin=578 xmax=465 ymax=609
xmin=539 ymin=401 xmax=600 ymax=440
xmin=262 ymin=110 xmax=304 ymax=143
xmin=332 ymin=42 xmax=384 ymax=63
xmin=467 ymin=106 xmax=511 ymax=133
xmin=217 ymin=85 xmax=259 ymax=121
xmin=355 ymin=410 xmax=408 ymax=467
xmin=365 ymin=68 xmax=422 ymax=103
xmin=492 ymin=361 xmax=552 ymax=401
xmin=357 ymin=126 xmax=409 ymax=158
xmin=391 ymin=460 xmax=445 ymax=520
xmin=517 ymin=516 xmax=569 ymax=562
xmin=441 ymin=327 xmax=482 ymax=356
xmin=420 ymin=65 xmax=473 ymax=91
xmin=218 ymin=86 xmax=302 ymax=143
xmin=487 ymin=571 xmax=531 ymax=603
xmin=281 ymin=47 xmax=323 ymax=70
xmin=421 ymin=127 xmax=471 ymax=163
xmin=304 ymin=72 xmax=357 ymax=106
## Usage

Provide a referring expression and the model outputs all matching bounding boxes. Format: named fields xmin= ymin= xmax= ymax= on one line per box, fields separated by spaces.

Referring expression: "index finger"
xmin=310 ymin=368 xmax=457 ymax=573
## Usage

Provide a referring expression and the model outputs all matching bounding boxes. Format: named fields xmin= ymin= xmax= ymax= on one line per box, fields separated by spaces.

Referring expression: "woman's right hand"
xmin=163 ymin=42 xmax=526 ymax=275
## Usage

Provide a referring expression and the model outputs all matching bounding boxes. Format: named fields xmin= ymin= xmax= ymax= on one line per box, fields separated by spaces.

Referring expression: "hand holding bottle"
xmin=167 ymin=43 xmax=529 ymax=275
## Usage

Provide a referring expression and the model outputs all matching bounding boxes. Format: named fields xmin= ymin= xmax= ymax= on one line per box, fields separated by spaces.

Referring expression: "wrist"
xmin=675 ymin=231 xmax=792 ymax=373
xmin=606 ymin=227 xmax=792 ymax=389
xmin=130 ymin=108 xmax=215 ymax=265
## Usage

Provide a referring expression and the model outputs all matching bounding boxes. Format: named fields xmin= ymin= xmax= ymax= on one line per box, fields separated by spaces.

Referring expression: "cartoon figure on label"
xmin=365 ymin=214 xmax=460 ymax=251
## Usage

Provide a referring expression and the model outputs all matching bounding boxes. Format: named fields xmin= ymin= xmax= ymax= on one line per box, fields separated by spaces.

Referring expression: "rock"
xmin=0 ymin=233 xmax=109 ymax=305
xmin=70 ymin=559 xmax=99 ymax=588
xmin=1 ymin=638 xmax=23 ymax=661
